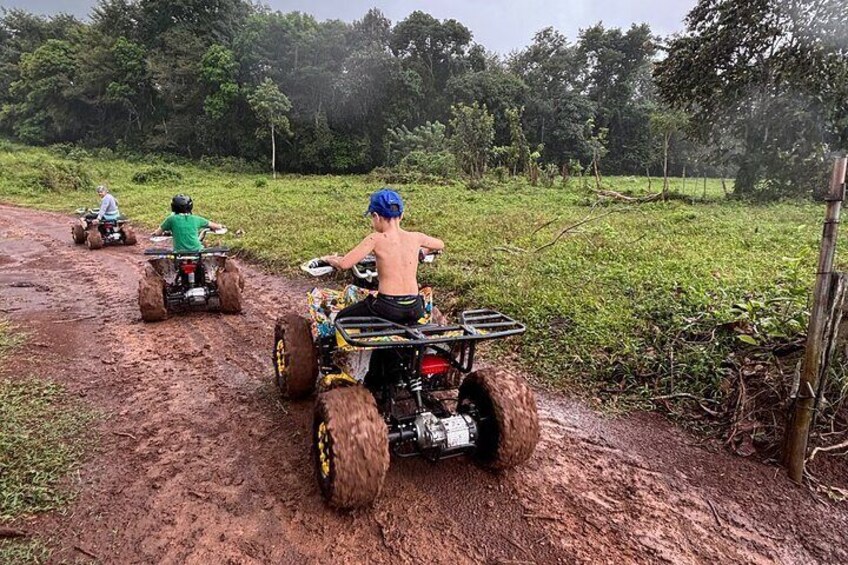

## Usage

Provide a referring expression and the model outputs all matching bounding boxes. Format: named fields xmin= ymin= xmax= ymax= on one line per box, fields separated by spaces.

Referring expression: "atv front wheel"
xmin=71 ymin=224 xmax=86 ymax=244
xmin=313 ymin=386 xmax=389 ymax=509
xmin=273 ymin=313 xmax=318 ymax=399
xmin=86 ymin=229 xmax=103 ymax=250
xmin=459 ymin=368 xmax=539 ymax=470
xmin=218 ymin=261 xmax=243 ymax=314
xmin=138 ymin=265 xmax=167 ymax=322
xmin=122 ymin=226 xmax=137 ymax=246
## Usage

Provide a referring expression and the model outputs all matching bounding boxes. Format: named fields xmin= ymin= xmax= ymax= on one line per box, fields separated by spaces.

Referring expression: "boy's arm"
xmin=152 ymin=216 xmax=172 ymax=236
xmin=207 ymin=220 xmax=224 ymax=231
xmin=418 ymin=233 xmax=445 ymax=253
xmin=324 ymin=235 xmax=376 ymax=270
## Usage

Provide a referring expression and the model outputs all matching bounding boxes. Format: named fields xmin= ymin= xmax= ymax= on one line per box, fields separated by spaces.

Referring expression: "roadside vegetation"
xmin=0 ymin=320 xmax=95 ymax=563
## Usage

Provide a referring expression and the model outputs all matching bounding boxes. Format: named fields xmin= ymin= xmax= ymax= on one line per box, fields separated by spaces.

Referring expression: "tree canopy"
xmin=0 ymin=1 xmax=843 ymax=196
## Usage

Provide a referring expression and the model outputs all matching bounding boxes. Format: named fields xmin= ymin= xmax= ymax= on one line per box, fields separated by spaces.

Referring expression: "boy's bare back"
xmin=370 ymin=229 xmax=440 ymax=295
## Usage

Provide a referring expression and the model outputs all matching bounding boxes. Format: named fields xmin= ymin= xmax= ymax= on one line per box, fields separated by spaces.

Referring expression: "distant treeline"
xmin=0 ymin=1 xmax=715 ymax=177
xmin=1 ymin=0 xmax=845 ymax=197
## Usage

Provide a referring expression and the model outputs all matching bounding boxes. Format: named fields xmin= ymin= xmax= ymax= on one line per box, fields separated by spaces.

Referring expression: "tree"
xmin=449 ymin=102 xmax=494 ymax=180
xmin=248 ymin=78 xmax=292 ymax=178
xmin=650 ymin=108 xmax=688 ymax=198
xmin=655 ymin=0 xmax=848 ymax=198
xmin=585 ymin=118 xmax=609 ymax=189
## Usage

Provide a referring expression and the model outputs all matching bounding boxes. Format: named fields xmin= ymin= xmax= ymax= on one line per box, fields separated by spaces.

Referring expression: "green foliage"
xmin=385 ymin=121 xmax=449 ymax=166
xmin=449 ymin=102 xmax=494 ymax=179
xmin=131 ymin=165 xmax=183 ymax=184
xmin=656 ymin=0 xmax=848 ymax=198
xmin=37 ymin=161 xmax=92 ymax=192
xmin=397 ymin=150 xmax=456 ymax=178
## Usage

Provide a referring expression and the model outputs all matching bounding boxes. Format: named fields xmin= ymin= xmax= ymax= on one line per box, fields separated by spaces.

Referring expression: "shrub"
xmin=37 ymin=162 xmax=93 ymax=192
xmin=131 ymin=166 xmax=183 ymax=184
xmin=398 ymin=150 xmax=456 ymax=178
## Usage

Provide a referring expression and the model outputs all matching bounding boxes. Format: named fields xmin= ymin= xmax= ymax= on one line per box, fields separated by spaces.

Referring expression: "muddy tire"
xmin=122 ymin=226 xmax=137 ymax=246
xmin=138 ymin=265 xmax=167 ymax=322
xmin=312 ymin=386 xmax=389 ymax=509
xmin=86 ymin=229 xmax=103 ymax=250
xmin=459 ymin=368 xmax=539 ymax=470
xmin=218 ymin=260 xmax=243 ymax=314
xmin=274 ymin=313 xmax=318 ymax=399
xmin=71 ymin=224 xmax=86 ymax=244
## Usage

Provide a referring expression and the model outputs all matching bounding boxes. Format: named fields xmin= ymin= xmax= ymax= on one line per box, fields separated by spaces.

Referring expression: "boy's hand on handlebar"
xmin=322 ymin=255 xmax=343 ymax=269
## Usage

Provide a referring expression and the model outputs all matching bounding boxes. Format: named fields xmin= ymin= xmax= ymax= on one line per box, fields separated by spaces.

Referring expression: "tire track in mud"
xmin=1 ymin=204 xmax=846 ymax=564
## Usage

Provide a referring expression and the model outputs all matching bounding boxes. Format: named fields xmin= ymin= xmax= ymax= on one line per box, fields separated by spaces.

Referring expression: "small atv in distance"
xmin=71 ymin=207 xmax=137 ymax=250
xmin=274 ymin=252 xmax=539 ymax=509
xmin=138 ymin=227 xmax=244 ymax=322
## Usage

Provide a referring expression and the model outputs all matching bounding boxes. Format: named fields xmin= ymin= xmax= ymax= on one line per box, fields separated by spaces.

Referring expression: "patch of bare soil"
xmin=0 ymin=204 xmax=846 ymax=564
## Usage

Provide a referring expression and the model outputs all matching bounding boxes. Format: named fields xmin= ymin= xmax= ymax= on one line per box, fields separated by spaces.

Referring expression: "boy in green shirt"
xmin=152 ymin=194 xmax=224 ymax=252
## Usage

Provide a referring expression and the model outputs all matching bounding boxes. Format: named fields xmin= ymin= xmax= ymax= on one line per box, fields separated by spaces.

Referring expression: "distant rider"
xmin=152 ymin=194 xmax=224 ymax=253
xmin=94 ymin=185 xmax=120 ymax=223
xmin=324 ymin=188 xmax=444 ymax=325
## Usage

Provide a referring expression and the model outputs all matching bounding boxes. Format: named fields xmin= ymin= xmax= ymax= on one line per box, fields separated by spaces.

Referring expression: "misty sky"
xmin=1 ymin=0 xmax=696 ymax=53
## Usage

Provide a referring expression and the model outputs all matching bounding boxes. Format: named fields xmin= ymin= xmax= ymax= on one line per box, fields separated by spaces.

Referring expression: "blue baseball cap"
xmin=365 ymin=188 xmax=404 ymax=218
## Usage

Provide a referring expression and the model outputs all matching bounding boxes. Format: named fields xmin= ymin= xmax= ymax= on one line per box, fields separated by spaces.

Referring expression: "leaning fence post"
xmin=783 ymin=156 xmax=848 ymax=482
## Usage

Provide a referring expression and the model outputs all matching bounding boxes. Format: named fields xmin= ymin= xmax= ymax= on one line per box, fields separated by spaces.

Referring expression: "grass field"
xmin=0 ymin=141 xmax=828 ymax=405
xmin=0 ymin=320 xmax=94 ymax=563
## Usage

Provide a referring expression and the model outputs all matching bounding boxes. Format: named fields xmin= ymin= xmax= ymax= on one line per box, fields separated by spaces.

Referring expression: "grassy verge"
xmin=0 ymin=142 xmax=827 ymax=408
xmin=0 ymin=321 xmax=95 ymax=564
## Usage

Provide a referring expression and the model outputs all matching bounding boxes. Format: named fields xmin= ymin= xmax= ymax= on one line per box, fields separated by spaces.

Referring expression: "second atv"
xmin=273 ymin=252 xmax=539 ymax=509
xmin=138 ymin=227 xmax=244 ymax=322
xmin=71 ymin=207 xmax=137 ymax=250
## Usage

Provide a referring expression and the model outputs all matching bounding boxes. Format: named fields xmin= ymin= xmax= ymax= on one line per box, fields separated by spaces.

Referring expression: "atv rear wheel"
xmin=274 ymin=313 xmax=318 ymax=399
xmin=86 ymin=229 xmax=103 ymax=250
xmin=138 ymin=265 xmax=167 ymax=322
xmin=218 ymin=260 xmax=243 ymax=314
xmin=122 ymin=226 xmax=137 ymax=246
xmin=312 ymin=386 xmax=389 ymax=509
xmin=71 ymin=224 xmax=86 ymax=244
xmin=459 ymin=368 xmax=539 ymax=470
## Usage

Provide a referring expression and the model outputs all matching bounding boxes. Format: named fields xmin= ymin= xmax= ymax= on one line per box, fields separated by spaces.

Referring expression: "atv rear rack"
xmin=334 ymin=309 xmax=525 ymax=349
xmin=144 ymin=246 xmax=230 ymax=257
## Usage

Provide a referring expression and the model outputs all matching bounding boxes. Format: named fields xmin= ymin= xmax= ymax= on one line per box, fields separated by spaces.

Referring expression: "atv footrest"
xmin=335 ymin=310 xmax=524 ymax=349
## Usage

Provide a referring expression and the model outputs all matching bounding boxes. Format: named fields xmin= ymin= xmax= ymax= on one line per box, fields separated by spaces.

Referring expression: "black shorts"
xmin=336 ymin=294 xmax=425 ymax=326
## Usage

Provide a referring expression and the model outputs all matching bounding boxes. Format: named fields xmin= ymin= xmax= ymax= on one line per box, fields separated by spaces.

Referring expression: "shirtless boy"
xmin=323 ymin=188 xmax=444 ymax=325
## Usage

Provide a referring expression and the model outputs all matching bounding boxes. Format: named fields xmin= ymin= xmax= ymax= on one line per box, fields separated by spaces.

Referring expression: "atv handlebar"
xmin=300 ymin=250 xmax=440 ymax=279
xmin=150 ymin=226 xmax=227 ymax=243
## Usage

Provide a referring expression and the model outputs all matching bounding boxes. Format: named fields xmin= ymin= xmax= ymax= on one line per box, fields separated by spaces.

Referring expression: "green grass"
xmin=0 ymin=142 xmax=828 ymax=403
xmin=0 ymin=320 xmax=95 ymax=564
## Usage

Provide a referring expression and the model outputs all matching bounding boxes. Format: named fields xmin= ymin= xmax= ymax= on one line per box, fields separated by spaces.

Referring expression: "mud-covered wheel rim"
xmin=273 ymin=335 xmax=287 ymax=387
xmin=315 ymin=420 xmax=332 ymax=481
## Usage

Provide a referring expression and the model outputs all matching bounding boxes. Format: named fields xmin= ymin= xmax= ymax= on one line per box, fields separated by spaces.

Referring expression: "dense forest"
xmin=0 ymin=0 xmax=846 ymax=196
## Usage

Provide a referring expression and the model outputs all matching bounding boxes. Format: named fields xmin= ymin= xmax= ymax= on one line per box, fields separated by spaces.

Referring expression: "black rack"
xmin=334 ymin=309 xmax=524 ymax=349
xmin=144 ymin=246 xmax=229 ymax=257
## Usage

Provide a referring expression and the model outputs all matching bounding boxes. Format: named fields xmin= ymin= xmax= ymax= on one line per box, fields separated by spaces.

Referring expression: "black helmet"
xmin=171 ymin=194 xmax=193 ymax=214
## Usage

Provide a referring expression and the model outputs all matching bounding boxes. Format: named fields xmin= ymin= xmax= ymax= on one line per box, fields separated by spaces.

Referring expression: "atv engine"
xmin=388 ymin=411 xmax=478 ymax=459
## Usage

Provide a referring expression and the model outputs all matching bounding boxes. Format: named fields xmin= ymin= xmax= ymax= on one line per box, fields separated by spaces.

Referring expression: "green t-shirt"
xmin=160 ymin=214 xmax=210 ymax=252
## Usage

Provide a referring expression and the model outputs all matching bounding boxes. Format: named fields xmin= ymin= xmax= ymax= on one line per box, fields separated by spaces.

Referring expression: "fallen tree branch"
xmin=595 ymin=189 xmax=662 ymax=203
xmin=808 ymin=438 xmax=848 ymax=462
xmin=533 ymin=210 xmax=616 ymax=253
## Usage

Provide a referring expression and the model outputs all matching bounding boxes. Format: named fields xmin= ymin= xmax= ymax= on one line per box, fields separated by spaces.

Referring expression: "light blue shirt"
xmin=97 ymin=193 xmax=119 ymax=220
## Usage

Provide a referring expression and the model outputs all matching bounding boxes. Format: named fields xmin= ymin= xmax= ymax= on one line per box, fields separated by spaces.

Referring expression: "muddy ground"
xmin=0 ymin=204 xmax=846 ymax=564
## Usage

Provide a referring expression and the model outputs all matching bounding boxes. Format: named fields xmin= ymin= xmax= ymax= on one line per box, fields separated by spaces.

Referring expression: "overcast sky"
xmin=1 ymin=0 xmax=696 ymax=53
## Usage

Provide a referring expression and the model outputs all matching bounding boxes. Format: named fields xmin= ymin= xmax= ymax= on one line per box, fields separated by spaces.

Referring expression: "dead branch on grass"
xmin=595 ymin=189 xmax=662 ymax=203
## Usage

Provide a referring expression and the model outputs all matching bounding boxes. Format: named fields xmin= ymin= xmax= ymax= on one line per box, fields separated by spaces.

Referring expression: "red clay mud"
xmin=0 ymin=204 xmax=846 ymax=564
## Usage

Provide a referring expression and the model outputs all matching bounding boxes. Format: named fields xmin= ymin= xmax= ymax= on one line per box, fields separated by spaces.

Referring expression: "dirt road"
xmin=1 ymin=204 xmax=846 ymax=564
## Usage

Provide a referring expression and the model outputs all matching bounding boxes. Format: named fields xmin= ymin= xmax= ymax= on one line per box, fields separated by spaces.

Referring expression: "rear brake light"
xmin=421 ymin=354 xmax=451 ymax=375
xmin=181 ymin=262 xmax=196 ymax=274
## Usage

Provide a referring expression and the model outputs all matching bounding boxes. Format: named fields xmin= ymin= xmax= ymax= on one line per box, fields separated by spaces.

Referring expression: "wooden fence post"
xmin=784 ymin=156 xmax=848 ymax=482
